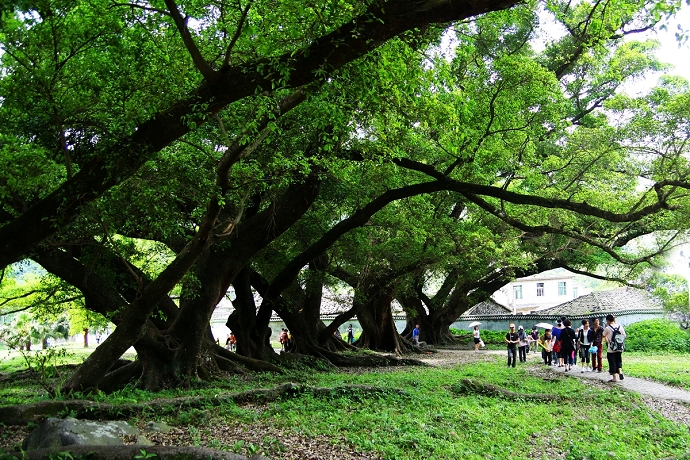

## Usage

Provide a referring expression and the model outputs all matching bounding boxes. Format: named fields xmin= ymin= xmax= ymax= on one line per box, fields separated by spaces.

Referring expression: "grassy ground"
xmin=1 ymin=350 xmax=689 ymax=459
xmin=623 ymin=352 xmax=690 ymax=390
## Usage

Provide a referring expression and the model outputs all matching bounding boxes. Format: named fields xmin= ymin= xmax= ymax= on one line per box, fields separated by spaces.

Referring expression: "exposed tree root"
xmin=213 ymin=344 xmax=283 ymax=373
xmin=450 ymin=378 xmax=562 ymax=402
xmin=98 ymin=360 xmax=143 ymax=394
xmin=316 ymin=346 xmax=427 ymax=367
xmin=6 ymin=444 xmax=253 ymax=460
xmin=0 ymin=383 xmax=407 ymax=425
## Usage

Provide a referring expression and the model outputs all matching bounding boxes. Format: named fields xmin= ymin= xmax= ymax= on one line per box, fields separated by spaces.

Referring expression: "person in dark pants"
xmin=552 ymin=319 xmax=563 ymax=366
xmin=540 ymin=328 xmax=553 ymax=365
xmin=517 ymin=326 xmax=528 ymax=363
xmin=505 ymin=324 xmax=519 ymax=368
xmin=347 ymin=325 xmax=354 ymax=344
xmin=603 ymin=314 xmax=626 ymax=382
xmin=577 ymin=319 xmax=594 ymax=372
xmin=559 ymin=319 xmax=577 ymax=372
xmin=590 ymin=318 xmax=604 ymax=372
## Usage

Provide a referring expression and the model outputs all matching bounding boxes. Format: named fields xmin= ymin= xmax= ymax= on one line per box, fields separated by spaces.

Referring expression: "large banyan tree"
xmin=1 ymin=0 xmax=689 ymax=392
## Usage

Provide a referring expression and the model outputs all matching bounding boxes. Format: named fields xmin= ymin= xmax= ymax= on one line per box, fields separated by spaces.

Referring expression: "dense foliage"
xmin=1 ymin=0 xmax=690 ymax=391
xmin=624 ymin=318 xmax=690 ymax=353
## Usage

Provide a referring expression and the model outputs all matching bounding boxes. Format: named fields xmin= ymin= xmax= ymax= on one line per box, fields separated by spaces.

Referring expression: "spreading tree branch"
xmin=162 ymin=0 xmax=216 ymax=80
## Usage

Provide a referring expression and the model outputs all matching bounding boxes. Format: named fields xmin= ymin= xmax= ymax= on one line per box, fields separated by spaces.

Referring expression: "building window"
xmin=573 ymin=287 xmax=578 ymax=298
xmin=558 ymin=281 xmax=566 ymax=296
xmin=514 ymin=285 xmax=523 ymax=299
xmin=536 ymin=282 xmax=544 ymax=297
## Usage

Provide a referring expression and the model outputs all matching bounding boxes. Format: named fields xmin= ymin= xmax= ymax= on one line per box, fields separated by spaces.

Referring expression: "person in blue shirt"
xmin=412 ymin=324 xmax=420 ymax=346
xmin=552 ymin=319 xmax=563 ymax=367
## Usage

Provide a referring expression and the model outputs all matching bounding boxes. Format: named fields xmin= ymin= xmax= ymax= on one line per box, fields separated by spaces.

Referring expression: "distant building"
xmin=533 ymin=287 xmax=662 ymax=318
xmin=462 ymin=299 xmax=512 ymax=316
xmin=456 ymin=286 xmax=664 ymax=331
xmin=493 ymin=270 xmax=590 ymax=314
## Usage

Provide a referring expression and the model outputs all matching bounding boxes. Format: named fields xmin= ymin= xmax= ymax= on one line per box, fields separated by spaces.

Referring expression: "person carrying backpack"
xmin=602 ymin=314 xmax=626 ymax=382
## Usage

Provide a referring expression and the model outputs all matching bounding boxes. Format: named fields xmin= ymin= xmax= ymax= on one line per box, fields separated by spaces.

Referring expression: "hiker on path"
xmin=591 ymin=318 xmax=604 ymax=372
xmin=552 ymin=319 xmax=564 ymax=367
xmin=518 ymin=326 xmax=528 ymax=363
xmin=603 ymin=314 xmax=626 ymax=382
xmin=560 ymin=319 xmax=577 ymax=372
xmin=577 ymin=319 xmax=593 ymax=372
xmin=530 ymin=327 xmax=539 ymax=354
xmin=505 ymin=324 xmax=519 ymax=368
xmin=540 ymin=328 xmax=553 ymax=365
xmin=473 ymin=325 xmax=482 ymax=352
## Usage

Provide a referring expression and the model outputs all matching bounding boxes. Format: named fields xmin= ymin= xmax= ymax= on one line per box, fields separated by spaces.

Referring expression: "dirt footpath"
xmin=548 ymin=363 xmax=690 ymax=403
xmin=423 ymin=348 xmax=690 ymax=427
xmin=423 ymin=348 xmax=690 ymax=403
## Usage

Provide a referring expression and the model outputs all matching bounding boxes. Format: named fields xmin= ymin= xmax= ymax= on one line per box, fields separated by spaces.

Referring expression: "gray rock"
xmin=23 ymin=417 xmax=153 ymax=450
xmin=142 ymin=421 xmax=173 ymax=433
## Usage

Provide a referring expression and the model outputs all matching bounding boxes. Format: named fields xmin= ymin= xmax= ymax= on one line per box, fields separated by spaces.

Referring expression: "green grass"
xmin=218 ymin=355 xmax=687 ymax=459
xmin=1 ymin=352 xmax=689 ymax=459
xmin=623 ymin=352 xmax=690 ymax=390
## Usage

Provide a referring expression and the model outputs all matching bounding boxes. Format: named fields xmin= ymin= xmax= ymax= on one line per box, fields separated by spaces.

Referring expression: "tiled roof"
xmin=534 ymin=287 xmax=662 ymax=316
xmin=462 ymin=299 xmax=512 ymax=316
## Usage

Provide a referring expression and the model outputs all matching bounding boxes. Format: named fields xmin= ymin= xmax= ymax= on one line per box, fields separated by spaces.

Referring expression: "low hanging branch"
xmin=394 ymin=157 xmax=679 ymax=223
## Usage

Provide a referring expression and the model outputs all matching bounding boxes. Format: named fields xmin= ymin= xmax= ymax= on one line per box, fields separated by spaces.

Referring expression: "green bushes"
xmin=624 ymin=319 xmax=690 ymax=353
xmin=451 ymin=328 xmax=509 ymax=348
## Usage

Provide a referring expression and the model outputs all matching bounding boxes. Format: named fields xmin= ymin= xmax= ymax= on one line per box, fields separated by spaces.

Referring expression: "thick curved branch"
xmin=395 ymin=158 xmax=678 ymax=222
xmin=256 ymin=180 xmax=451 ymax=316
xmin=560 ymin=263 xmax=641 ymax=288
xmin=0 ymin=0 xmax=520 ymax=270
xmin=463 ymin=193 xmax=669 ymax=266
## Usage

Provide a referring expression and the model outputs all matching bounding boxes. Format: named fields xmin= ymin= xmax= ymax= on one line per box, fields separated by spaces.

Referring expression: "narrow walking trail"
xmin=473 ymin=348 xmax=690 ymax=403
xmin=548 ymin=365 xmax=690 ymax=403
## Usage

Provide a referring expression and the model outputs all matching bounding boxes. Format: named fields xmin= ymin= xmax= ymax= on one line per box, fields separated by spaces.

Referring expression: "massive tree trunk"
xmin=227 ymin=267 xmax=277 ymax=361
xmin=44 ymin=170 xmax=319 ymax=393
xmin=61 ymin=196 xmax=223 ymax=393
xmin=118 ymin=174 xmax=321 ymax=388
xmin=356 ymin=290 xmax=409 ymax=354
xmin=264 ymin=258 xmax=352 ymax=356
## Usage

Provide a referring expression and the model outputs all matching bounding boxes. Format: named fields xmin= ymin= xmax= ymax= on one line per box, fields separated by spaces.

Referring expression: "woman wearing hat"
xmin=517 ymin=326 xmax=528 ymax=363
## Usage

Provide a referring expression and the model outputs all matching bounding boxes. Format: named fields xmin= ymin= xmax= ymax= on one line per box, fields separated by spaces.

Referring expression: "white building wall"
xmin=494 ymin=273 xmax=591 ymax=313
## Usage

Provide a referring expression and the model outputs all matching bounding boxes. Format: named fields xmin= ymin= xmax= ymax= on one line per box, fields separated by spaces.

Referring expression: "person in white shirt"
xmin=473 ymin=325 xmax=481 ymax=352
xmin=577 ymin=319 xmax=593 ymax=372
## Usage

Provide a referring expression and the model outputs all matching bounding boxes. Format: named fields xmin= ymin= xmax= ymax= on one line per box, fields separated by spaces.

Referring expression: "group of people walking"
xmin=493 ymin=314 xmax=626 ymax=381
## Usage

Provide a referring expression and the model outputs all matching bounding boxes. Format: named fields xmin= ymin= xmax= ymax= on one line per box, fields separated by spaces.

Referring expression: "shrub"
xmin=624 ymin=318 xmax=690 ymax=353
xmin=450 ymin=328 xmax=511 ymax=347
